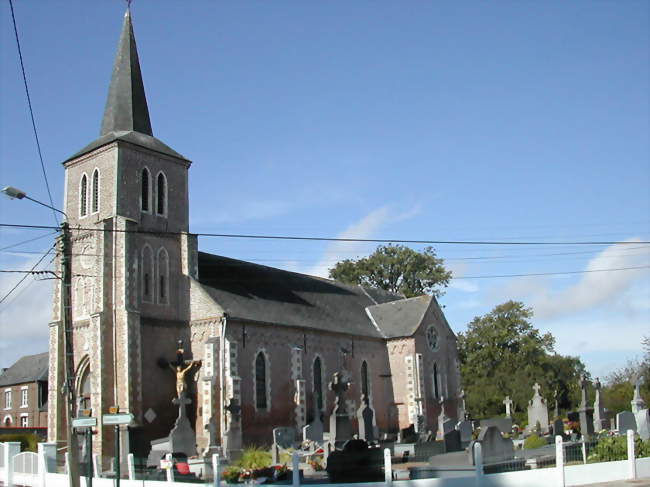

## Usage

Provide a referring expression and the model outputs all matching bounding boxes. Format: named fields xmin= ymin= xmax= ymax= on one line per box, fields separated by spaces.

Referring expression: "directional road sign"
xmin=102 ymin=413 xmax=134 ymax=425
xmin=72 ymin=417 xmax=97 ymax=428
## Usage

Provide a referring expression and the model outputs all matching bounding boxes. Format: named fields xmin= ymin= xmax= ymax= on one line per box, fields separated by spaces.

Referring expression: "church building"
xmin=48 ymin=9 xmax=462 ymax=463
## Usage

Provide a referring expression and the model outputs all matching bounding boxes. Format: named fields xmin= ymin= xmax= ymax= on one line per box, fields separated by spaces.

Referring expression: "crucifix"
xmin=329 ymin=372 xmax=349 ymax=412
xmin=168 ymin=340 xmax=201 ymax=399
xmin=503 ymin=396 xmax=513 ymax=417
xmin=579 ymin=374 xmax=589 ymax=408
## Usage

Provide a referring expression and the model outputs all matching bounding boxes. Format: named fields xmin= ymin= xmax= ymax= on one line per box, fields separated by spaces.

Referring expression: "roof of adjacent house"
xmin=366 ymin=295 xmax=433 ymax=339
xmin=0 ymin=352 xmax=48 ymax=386
xmin=196 ymin=252 xmax=450 ymax=340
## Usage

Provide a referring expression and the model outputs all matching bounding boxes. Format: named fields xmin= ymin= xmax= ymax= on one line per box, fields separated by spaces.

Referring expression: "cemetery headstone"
xmin=271 ymin=427 xmax=297 ymax=464
xmin=631 ymin=374 xmax=647 ymax=414
xmin=456 ymin=420 xmax=473 ymax=447
xmin=527 ymin=382 xmax=549 ymax=434
xmin=635 ymin=409 xmax=650 ymax=440
xmin=303 ymin=397 xmax=324 ymax=443
xmin=457 ymin=389 xmax=466 ymax=421
xmin=553 ymin=389 xmax=559 ymax=418
xmin=435 ymin=397 xmax=449 ymax=440
xmin=326 ymin=439 xmax=384 ymax=483
xmin=552 ymin=418 xmax=565 ymax=439
xmin=480 ymin=417 xmax=513 ymax=434
xmin=503 ymin=396 xmax=513 ymax=417
xmin=578 ymin=375 xmax=595 ymax=437
xmin=469 ymin=426 xmax=514 ymax=465
xmin=616 ymin=411 xmax=637 ymax=434
xmin=357 ymin=395 xmax=376 ymax=443
xmin=328 ymin=372 xmax=352 ymax=448
xmin=443 ymin=429 xmax=462 ymax=452
xmin=593 ymin=378 xmax=607 ymax=432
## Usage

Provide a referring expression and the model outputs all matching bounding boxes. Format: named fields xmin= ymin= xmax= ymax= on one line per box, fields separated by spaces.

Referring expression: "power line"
xmin=0 ymin=245 xmax=54 ymax=305
xmin=0 ymin=230 xmax=58 ymax=252
xmin=7 ymin=0 xmax=58 ymax=226
xmin=1 ymin=223 xmax=648 ymax=246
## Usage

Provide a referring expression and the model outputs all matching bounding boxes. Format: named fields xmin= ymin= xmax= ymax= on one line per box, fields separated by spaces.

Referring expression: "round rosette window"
xmin=426 ymin=325 xmax=439 ymax=351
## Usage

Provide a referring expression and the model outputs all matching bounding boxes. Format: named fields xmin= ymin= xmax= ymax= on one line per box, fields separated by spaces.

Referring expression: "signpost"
xmin=102 ymin=413 xmax=133 ymax=487
xmin=72 ymin=417 xmax=97 ymax=487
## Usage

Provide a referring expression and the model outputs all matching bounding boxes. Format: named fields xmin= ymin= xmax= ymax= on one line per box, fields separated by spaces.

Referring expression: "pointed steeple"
xmin=100 ymin=9 xmax=152 ymax=136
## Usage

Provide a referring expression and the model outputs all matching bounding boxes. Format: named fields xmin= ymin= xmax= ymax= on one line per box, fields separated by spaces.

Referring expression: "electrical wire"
xmin=0 ymin=246 xmax=54 ymax=305
xmin=0 ymin=230 xmax=58 ymax=252
xmin=453 ymin=265 xmax=650 ymax=280
xmin=8 ymin=0 xmax=58 ymax=226
xmin=0 ymin=223 xmax=648 ymax=246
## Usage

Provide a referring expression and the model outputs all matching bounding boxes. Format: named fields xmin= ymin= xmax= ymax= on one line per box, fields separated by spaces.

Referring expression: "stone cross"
xmin=532 ymin=383 xmax=541 ymax=397
xmin=225 ymin=398 xmax=241 ymax=424
xmin=632 ymin=373 xmax=647 ymax=413
xmin=329 ymin=372 xmax=350 ymax=409
xmin=503 ymin=396 xmax=513 ymax=417
xmin=579 ymin=374 xmax=589 ymax=409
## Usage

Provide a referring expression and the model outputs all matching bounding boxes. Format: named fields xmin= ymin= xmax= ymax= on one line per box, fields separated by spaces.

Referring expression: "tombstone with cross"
xmin=503 ymin=396 xmax=513 ymax=418
xmin=328 ymin=372 xmax=352 ymax=448
xmin=526 ymin=382 xmax=549 ymax=434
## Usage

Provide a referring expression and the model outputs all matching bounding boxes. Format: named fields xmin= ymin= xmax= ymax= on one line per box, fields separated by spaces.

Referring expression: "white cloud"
xmin=533 ymin=239 xmax=650 ymax=320
xmin=306 ymin=205 xmax=420 ymax=278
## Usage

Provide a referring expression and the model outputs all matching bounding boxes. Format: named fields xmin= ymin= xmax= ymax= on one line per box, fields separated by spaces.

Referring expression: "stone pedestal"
xmin=579 ymin=408 xmax=595 ymax=438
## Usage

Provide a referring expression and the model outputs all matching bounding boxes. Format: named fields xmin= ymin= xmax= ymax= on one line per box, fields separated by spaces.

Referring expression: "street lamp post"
xmin=2 ymin=186 xmax=80 ymax=487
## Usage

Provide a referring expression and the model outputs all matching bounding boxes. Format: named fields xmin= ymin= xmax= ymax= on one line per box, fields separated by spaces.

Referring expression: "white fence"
xmin=0 ymin=430 xmax=648 ymax=487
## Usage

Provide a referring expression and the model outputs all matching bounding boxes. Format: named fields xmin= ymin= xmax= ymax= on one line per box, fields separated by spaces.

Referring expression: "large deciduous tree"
xmin=328 ymin=244 xmax=452 ymax=298
xmin=457 ymin=301 xmax=586 ymax=421
xmin=603 ymin=336 xmax=650 ymax=415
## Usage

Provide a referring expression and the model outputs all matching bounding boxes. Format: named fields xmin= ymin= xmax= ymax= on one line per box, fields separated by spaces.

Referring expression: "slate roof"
xmin=197 ymin=252 xmax=405 ymax=338
xmin=366 ymin=295 xmax=433 ymax=339
xmin=65 ymin=10 xmax=187 ymax=163
xmin=0 ymin=352 xmax=48 ymax=386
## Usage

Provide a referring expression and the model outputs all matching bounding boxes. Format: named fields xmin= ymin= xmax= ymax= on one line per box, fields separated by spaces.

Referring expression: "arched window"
xmin=76 ymin=359 xmax=92 ymax=413
xmin=255 ymin=352 xmax=268 ymax=410
xmin=141 ymin=168 xmax=151 ymax=212
xmin=142 ymin=246 xmax=153 ymax=302
xmin=156 ymin=172 xmax=167 ymax=216
xmin=91 ymin=169 xmax=100 ymax=213
xmin=313 ymin=357 xmax=323 ymax=411
xmin=361 ymin=361 xmax=369 ymax=398
xmin=80 ymin=174 xmax=88 ymax=216
xmin=433 ymin=363 xmax=440 ymax=399
xmin=157 ymin=247 xmax=169 ymax=304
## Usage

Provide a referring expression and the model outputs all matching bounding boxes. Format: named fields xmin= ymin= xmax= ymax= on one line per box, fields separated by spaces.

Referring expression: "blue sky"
xmin=0 ymin=1 xmax=648 ymax=379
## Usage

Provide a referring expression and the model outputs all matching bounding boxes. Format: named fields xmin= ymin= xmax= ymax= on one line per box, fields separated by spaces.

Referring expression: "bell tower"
xmin=48 ymin=8 xmax=194 ymax=462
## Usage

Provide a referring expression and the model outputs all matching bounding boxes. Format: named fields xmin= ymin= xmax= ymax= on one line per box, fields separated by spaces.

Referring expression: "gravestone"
xmin=480 ymin=417 xmax=513 ymax=434
xmin=444 ymin=429 xmax=462 ymax=452
xmin=328 ymin=372 xmax=352 ymax=448
xmin=592 ymin=378 xmax=607 ymax=432
xmin=303 ymin=399 xmax=324 ymax=443
xmin=435 ymin=397 xmax=450 ymax=440
xmin=325 ymin=439 xmax=383 ymax=483
xmin=456 ymin=420 xmax=473 ymax=447
xmin=469 ymin=426 xmax=514 ymax=465
xmin=271 ymin=427 xmax=297 ymax=464
xmin=503 ymin=396 xmax=513 ymax=418
xmin=553 ymin=389 xmax=560 ymax=418
xmin=635 ymin=409 xmax=650 ymax=440
xmin=578 ymin=375 xmax=595 ymax=437
xmin=616 ymin=411 xmax=637 ymax=434
xmin=527 ymin=383 xmax=549 ymax=434
xmin=457 ymin=389 xmax=466 ymax=421
xmin=631 ymin=375 xmax=647 ymax=414
xmin=552 ymin=418 xmax=565 ymax=439
xmin=357 ymin=395 xmax=376 ymax=443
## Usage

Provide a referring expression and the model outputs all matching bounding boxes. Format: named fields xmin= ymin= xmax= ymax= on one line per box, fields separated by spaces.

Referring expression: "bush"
xmin=524 ymin=433 xmax=547 ymax=449
xmin=589 ymin=435 xmax=650 ymax=462
xmin=0 ymin=432 xmax=40 ymax=452
xmin=233 ymin=446 xmax=272 ymax=470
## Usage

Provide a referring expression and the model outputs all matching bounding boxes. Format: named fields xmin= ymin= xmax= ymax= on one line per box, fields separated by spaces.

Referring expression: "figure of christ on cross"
xmin=329 ymin=372 xmax=349 ymax=409
xmin=168 ymin=340 xmax=201 ymax=399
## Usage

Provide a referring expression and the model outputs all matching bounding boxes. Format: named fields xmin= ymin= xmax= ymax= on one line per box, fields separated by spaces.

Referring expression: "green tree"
xmin=457 ymin=301 xmax=586 ymax=420
xmin=328 ymin=244 xmax=452 ymax=298
xmin=602 ymin=338 xmax=650 ymax=415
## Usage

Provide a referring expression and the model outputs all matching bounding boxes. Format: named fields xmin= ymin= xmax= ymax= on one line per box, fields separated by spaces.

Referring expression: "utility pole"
xmin=61 ymin=221 xmax=81 ymax=487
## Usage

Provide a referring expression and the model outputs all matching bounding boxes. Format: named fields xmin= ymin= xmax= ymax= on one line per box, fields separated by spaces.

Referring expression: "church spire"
xmin=100 ymin=9 xmax=152 ymax=136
